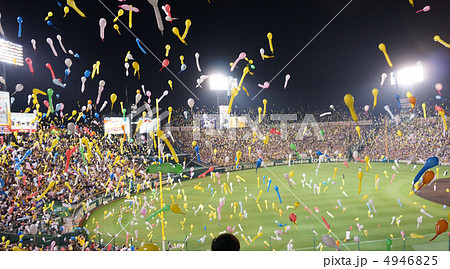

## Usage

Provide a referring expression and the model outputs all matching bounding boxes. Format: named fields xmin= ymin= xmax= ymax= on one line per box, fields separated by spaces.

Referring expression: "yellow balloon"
xmin=63 ymin=6 xmax=70 ymax=17
xmin=172 ymin=27 xmax=187 ymax=45
xmin=344 ymin=94 xmax=358 ymax=123
xmin=170 ymin=203 xmax=185 ymax=214
xmin=438 ymin=110 xmax=447 ymax=131
xmin=134 ymin=120 xmax=143 ymax=136
xmin=406 ymin=91 xmax=412 ymax=98
xmin=165 ymin=44 xmax=171 ymax=57
xmin=181 ymin=19 xmax=191 ymax=40
xmin=372 ymin=88 xmax=378 ymax=109
xmin=168 ymin=106 xmax=172 ymax=123
xmin=67 ymin=0 xmax=86 ymax=18
xmin=227 ymin=87 xmax=239 ymax=114
xmin=357 ymin=171 xmax=363 ymax=194
xmin=378 ymin=43 xmax=393 ymax=67
xmin=110 ymin=93 xmax=117 ymax=111
xmin=397 ymin=130 xmax=402 ymax=137
xmin=434 ymin=35 xmax=450 ymax=48
xmin=113 ymin=24 xmax=121 ymax=35
xmin=45 ymin=11 xmax=53 ymax=21
xmin=192 ymin=141 xmax=197 ymax=147
xmin=262 ymin=99 xmax=267 ymax=115
xmin=132 ymin=62 xmax=140 ymax=79
xmin=410 ymin=233 xmax=425 ymax=239
xmin=267 ymin=32 xmax=274 ymax=54
xmin=33 ymin=88 xmax=47 ymax=96
xmin=138 ymin=242 xmax=160 ymax=251
xmin=114 ymin=9 xmax=124 ymax=22
xmin=289 ymin=171 xmax=294 ymax=178
xmin=258 ymin=107 xmax=262 ymax=123
xmin=168 ymin=80 xmax=173 ymax=90
xmin=355 ymin=125 xmax=361 ymax=139
xmin=422 ymin=103 xmax=427 ymax=118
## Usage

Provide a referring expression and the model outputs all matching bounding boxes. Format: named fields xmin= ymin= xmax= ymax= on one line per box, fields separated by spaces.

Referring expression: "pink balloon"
xmin=364 ymin=105 xmax=370 ymax=112
xmin=159 ymin=59 xmax=169 ymax=72
xmin=435 ymin=83 xmax=443 ymax=96
xmin=43 ymin=100 xmax=49 ymax=108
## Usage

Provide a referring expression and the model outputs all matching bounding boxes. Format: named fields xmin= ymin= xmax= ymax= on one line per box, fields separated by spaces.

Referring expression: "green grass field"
xmin=84 ymin=161 xmax=450 ymax=251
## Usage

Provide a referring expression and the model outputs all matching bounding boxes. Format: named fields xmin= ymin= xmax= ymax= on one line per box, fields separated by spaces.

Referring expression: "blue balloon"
xmin=136 ymin=38 xmax=147 ymax=54
xmin=395 ymin=94 xmax=401 ymax=108
xmin=84 ymin=70 xmax=91 ymax=78
xmin=316 ymin=151 xmax=323 ymax=156
xmin=10 ymin=97 xmax=15 ymax=105
xmin=56 ymin=94 xmax=60 ymax=98
xmin=195 ymin=146 xmax=201 ymax=162
xmin=43 ymin=113 xmax=47 ymax=118
xmin=82 ymin=114 xmax=86 ymax=119
xmin=95 ymin=113 xmax=99 ymax=119
xmin=74 ymin=53 xmax=80 ymax=59
xmin=47 ymin=21 xmax=53 ymax=26
xmin=131 ymin=246 xmax=135 ymax=251
xmin=255 ymin=158 xmax=262 ymax=173
xmin=413 ymin=156 xmax=439 ymax=185
xmin=17 ymin=17 xmax=23 ymax=38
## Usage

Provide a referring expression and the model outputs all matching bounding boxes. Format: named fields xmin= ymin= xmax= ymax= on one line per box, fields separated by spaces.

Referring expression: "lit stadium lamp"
xmin=0 ymin=39 xmax=24 ymax=66
xmin=390 ymin=61 xmax=423 ymax=86
xmin=209 ymin=74 xmax=231 ymax=91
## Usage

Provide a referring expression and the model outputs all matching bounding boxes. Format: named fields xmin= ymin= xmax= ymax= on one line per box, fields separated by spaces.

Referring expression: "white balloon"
xmin=15 ymin=83 xmax=24 ymax=92
xmin=30 ymin=39 xmax=36 ymax=52
xmin=147 ymin=0 xmax=164 ymax=35
xmin=195 ymin=52 xmax=201 ymax=72
xmin=99 ymin=101 xmax=108 ymax=112
xmin=135 ymin=93 xmax=142 ymax=105
xmin=64 ymin=58 xmax=72 ymax=68
xmin=187 ymin=98 xmax=195 ymax=109
xmin=67 ymin=122 xmax=76 ymax=133
xmin=29 ymin=224 xmax=38 ymax=235
xmin=124 ymin=62 xmax=130 ymax=76
xmin=56 ymin=35 xmax=67 ymax=54
xmin=284 ymin=74 xmax=291 ymax=89
xmin=99 ymin=18 xmax=107 ymax=40
xmin=80 ymin=76 xmax=86 ymax=93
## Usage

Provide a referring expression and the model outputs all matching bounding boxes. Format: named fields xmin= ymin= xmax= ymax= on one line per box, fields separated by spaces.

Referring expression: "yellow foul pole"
xmin=156 ymin=98 xmax=165 ymax=250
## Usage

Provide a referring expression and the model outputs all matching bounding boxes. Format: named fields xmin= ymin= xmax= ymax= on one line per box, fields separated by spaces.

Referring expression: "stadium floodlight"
xmin=209 ymin=74 xmax=231 ymax=91
xmin=0 ymin=39 xmax=24 ymax=66
xmin=390 ymin=61 xmax=423 ymax=86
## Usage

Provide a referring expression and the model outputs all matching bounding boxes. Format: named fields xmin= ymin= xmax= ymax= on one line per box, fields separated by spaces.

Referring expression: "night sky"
xmin=1 ymin=0 xmax=450 ymax=116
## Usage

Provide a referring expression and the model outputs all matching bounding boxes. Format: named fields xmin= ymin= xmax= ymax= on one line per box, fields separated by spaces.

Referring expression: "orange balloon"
xmin=430 ymin=219 xmax=448 ymax=241
xmin=87 ymin=100 xmax=92 ymax=105
xmin=136 ymin=89 xmax=140 ymax=94
xmin=423 ymin=171 xmax=435 ymax=184
xmin=335 ymin=240 xmax=340 ymax=246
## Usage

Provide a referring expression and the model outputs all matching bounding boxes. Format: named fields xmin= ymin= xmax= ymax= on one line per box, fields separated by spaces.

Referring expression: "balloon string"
xmin=96 ymin=0 xmax=199 ymax=101
xmin=252 ymin=0 xmax=355 ymax=100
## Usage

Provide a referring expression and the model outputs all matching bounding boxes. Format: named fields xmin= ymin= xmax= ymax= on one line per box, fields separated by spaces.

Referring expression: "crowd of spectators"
xmin=170 ymin=105 xmax=450 ymax=166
